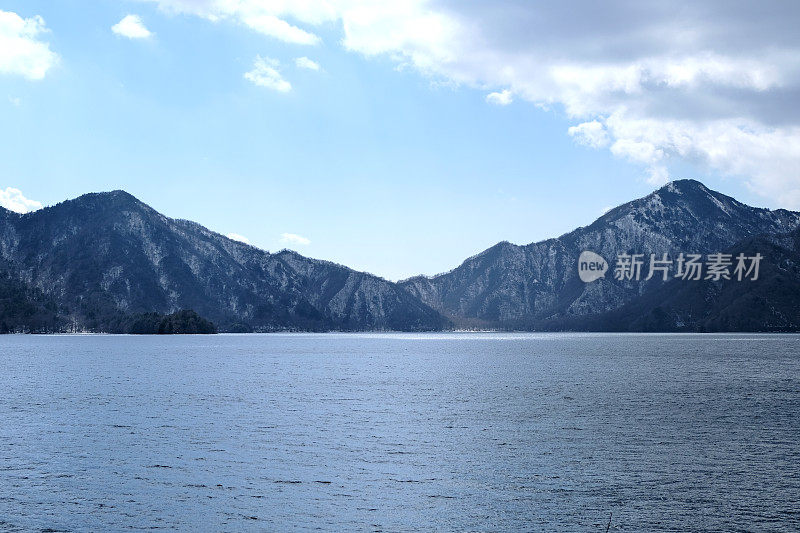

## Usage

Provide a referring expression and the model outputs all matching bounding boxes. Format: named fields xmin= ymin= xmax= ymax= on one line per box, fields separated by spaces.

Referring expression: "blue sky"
xmin=2 ymin=1 xmax=798 ymax=280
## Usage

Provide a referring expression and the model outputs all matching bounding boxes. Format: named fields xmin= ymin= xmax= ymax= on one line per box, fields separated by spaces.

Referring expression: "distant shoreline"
xmin=3 ymin=330 xmax=799 ymax=336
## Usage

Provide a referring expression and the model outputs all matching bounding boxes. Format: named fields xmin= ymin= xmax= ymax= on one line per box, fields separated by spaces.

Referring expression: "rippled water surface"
xmin=1 ymin=333 xmax=799 ymax=531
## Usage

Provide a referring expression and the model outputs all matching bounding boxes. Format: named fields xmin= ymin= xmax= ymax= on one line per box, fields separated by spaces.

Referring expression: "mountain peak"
xmin=76 ymin=189 xmax=141 ymax=204
xmin=656 ymin=179 xmax=749 ymax=207
xmin=632 ymin=178 xmax=750 ymax=219
xmin=655 ymin=179 xmax=720 ymax=200
xmin=48 ymin=190 xmax=151 ymax=216
xmin=663 ymin=178 xmax=708 ymax=190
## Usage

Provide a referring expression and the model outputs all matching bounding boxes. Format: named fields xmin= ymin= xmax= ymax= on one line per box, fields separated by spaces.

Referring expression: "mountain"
xmin=1 ymin=180 xmax=798 ymax=333
xmin=0 ymin=191 xmax=446 ymax=332
xmin=400 ymin=179 xmax=800 ymax=328
xmin=0 ymin=260 xmax=62 ymax=333
xmin=570 ymin=226 xmax=800 ymax=332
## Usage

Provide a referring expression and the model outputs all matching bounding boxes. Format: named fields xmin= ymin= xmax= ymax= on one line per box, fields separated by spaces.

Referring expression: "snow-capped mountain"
xmin=400 ymin=179 xmax=800 ymax=327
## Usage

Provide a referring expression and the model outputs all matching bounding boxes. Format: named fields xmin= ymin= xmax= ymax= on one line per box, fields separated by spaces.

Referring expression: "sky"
xmin=1 ymin=1 xmax=800 ymax=281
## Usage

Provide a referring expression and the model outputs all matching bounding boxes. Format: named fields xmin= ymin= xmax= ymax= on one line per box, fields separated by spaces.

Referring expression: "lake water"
xmin=0 ymin=333 xmax=798 ymax=532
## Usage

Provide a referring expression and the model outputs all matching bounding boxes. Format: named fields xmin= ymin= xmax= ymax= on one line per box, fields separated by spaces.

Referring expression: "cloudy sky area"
xmin=2 ymin=1 xmax=799 ymax=279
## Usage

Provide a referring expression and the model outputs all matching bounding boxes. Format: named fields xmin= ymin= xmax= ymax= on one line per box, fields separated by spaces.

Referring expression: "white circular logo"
xmin=578 ymin=251 xmax=608 ymax=282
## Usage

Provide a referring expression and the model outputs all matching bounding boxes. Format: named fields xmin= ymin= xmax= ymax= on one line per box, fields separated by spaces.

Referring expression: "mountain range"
xmin=1 ymin=179 xmax=798 ymax=332
xmin=400 ymin=179 xmax=800 ymax=330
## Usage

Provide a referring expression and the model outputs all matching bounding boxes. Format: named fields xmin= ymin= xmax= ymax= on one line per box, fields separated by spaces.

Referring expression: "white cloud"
xmin=280 ymin=232 xmax=310 ymax=246
xmin=568 ymin=120 xmax=609 ymax=148
xmin=8 ymin=96 xmax=21 ymax=106
xmin=486 ymin=89 xmax=512 ymax=105
xmin=0 ymin=187 xmax=42 ymax=213
xmin=241 ymin=14 xmax=318 ymax=45
xmin=141 ymin=1 xmax=800 ymax=207
xmin=646 ymin=166 xmax=670 ymax=186
xmin=295 ymin=56 xmax=320 ymax=70
xmin=244 ymin=56 xmax=291 ymax=92
xmin=112 ymin=15 xmax=153 ymax=39
xmin=610 ymin=139 xmax=664 ymax=165
xmin=226 ymin=233 xmax=250 ymax=244
xmin=144 ymin=0 xmax=321 ymax=44
xmin=0 ymin=10 xmax=57 ymax=80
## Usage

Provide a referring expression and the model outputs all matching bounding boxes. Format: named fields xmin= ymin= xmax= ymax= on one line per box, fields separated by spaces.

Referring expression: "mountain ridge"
xmin=534 ymin=225 xmax=800 ymax=332
xmin=1 ymin=179 xmax=799 ymax=332
xmin=399 ymin=179 xmax=800 ymax=325
xmin=400 ymin=179 xmax=796 ymax=285
xmin=0 ymin=191 xmax=447 ymax=332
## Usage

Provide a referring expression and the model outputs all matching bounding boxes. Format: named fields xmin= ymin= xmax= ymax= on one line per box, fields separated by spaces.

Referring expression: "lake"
xmin=1 ymin=333 xmax=798 ymax=531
